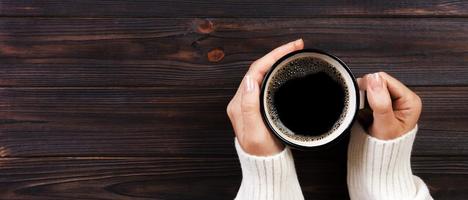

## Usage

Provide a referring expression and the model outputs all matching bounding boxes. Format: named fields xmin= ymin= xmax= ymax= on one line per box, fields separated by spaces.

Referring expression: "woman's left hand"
xmin=226 ymin=39 xmax=304 ymax=156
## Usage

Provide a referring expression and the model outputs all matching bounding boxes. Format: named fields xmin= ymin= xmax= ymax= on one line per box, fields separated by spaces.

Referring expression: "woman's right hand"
xmin=226 ymin=39 xmax=304 ymax=156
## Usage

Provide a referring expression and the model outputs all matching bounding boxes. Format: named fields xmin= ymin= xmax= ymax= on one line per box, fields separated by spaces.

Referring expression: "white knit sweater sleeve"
xmin=234 ymin=123 xmax=433 ymax=200
xmin=234 ymin=138 xmax=304 ymax=200
xmin=347 ymin=123 xmax=433 ymax=200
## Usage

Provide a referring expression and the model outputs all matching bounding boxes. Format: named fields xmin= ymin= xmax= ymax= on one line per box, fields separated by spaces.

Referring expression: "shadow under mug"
xmin=260 ymin=49 xmax=366 ymax=150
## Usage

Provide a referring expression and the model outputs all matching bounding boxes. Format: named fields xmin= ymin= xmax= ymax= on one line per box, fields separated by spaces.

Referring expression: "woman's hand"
xmin=226 ymin=39 xmax=304 ymax=156
xmin=358 ymin=72 xmax=422 ymax=140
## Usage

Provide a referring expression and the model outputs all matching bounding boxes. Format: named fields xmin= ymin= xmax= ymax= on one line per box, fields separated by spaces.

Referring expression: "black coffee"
xmin=266 ymin=57 xmax=348 ymax=139
xmin=274 ymin=71 xmax=345 ymax=136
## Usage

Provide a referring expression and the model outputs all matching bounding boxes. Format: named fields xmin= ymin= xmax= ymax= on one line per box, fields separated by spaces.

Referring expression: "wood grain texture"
xmin=0 ymin=87 xmax=467 ymax=157
xmin=0 ymin=156 xmax=466 ymax=200
xmin=1 ymin=18 xmax=468 ymax=87
xmin=1 ymin=0 xmax=468 ymax=17
xmin=1 ymin=1 xmax=468 ymax=198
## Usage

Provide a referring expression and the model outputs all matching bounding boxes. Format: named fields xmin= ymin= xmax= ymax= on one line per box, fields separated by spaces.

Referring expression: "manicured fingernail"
xmin=244 ymin=75 xmax=255 ymax=92
xmin=294 ymin=38 xmax=303 ymax=47
xmin=369 ymin=73 xmax=382 ymax=90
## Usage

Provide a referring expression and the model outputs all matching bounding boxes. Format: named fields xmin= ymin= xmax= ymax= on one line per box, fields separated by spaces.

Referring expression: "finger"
xmin=227 ymin=77 xmax=246 ymax=138
xmin=230 ymin=73 xmax=248 ymax=116
xmin=241 ymin=75 xmax=264 ymax=134
xmin=227 ymin=99 xmax=242 ymax=126
xmin=356 ymin=77 xmax=366 ymax=91
xmin=248 ymin=39 xmax=304 ymax=83
xmin=366 ymin=73 xmax=396 ymax=125
xmin=231 ymin=78 xmax=245 ymax=105
xmin=356 ymin=77 xmax=373 ymax=126
xmin=378 ymin=72 xmax=415 ymax=102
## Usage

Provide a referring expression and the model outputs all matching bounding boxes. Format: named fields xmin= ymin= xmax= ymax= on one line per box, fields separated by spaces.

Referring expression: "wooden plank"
xmin=1 ymin=18 xmax=468 ymax=87
xmin=0 ymin=156 xmax=465 ymax=200
xmin=1 ymin=1 xmax=468 ymax=17
xmin=0 ymin=87 xmax=234 ymax=157
xmin=0 ymin=87 xmax=467 ymax=157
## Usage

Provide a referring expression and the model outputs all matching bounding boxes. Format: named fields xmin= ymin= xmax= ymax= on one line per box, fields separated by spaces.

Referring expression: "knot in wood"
xmin=195 ymin=19 xmax=214 ymax=34
xmin=207 ymin=48 xmax=224 ymax=62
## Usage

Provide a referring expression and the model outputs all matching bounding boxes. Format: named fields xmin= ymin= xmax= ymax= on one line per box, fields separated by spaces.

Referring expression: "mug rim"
xmin=259 ymin=48 xmax=360 ymax=150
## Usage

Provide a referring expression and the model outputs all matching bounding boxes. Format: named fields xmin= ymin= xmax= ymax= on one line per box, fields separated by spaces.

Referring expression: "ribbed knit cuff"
xmin=234 ymin=138 xmax=304 ymax=200
xmin=347 ymin=123 xmax=432 ymax=200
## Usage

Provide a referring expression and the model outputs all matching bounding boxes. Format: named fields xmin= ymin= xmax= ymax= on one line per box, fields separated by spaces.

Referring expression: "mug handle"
xmin=359 ymin=90 xmax=366 ymax=110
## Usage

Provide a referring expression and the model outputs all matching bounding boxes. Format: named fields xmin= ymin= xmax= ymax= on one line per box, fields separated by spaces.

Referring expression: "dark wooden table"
xmin=1 ymin=1 xmax=468 ymax=199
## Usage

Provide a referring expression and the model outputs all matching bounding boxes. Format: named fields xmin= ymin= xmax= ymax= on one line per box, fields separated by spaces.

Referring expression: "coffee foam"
xmin=266 ymin=56 xmax=350 ymax=142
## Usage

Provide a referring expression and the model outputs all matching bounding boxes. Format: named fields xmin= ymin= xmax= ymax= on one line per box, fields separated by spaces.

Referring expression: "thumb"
xmin=241 ymin=75 xmax=264 ymax=133
xmin=366 ymin=73 xmax=398 ymax=138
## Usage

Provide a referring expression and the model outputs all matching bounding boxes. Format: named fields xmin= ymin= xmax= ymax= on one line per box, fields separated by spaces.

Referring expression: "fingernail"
xmin=294 ymin=38 xmax=303 ymax=47
xmin=369 ymin=73 xmax=382 ymax=90
xmin=244 ymin=75 xmax=255 ymax=92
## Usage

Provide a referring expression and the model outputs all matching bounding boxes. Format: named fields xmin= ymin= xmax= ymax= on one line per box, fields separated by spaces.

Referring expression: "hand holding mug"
xmin=226 ymin=39 xmax=305 ymax=156
xmin=358 ymin=72 xmax=422 ymax=140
